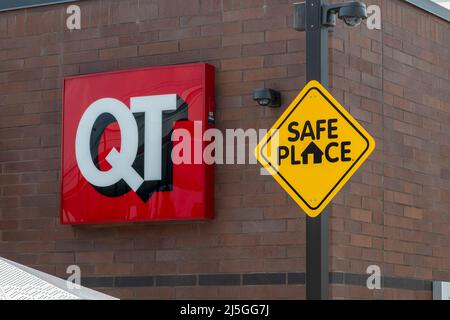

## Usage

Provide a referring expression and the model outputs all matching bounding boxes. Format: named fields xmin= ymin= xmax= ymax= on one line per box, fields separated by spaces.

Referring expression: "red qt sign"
xmin=61 ymin=63 xmax=215 ymax=224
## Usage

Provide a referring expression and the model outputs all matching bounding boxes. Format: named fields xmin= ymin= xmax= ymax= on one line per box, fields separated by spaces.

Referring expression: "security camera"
xmin=253 ymin=88 xmax=281 ymax=108
xmin=322 ymin=2 xmax=367 ymax=27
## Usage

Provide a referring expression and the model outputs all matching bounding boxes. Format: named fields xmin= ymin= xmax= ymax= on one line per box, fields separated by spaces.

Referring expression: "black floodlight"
xmin=253 ymin=88 xmax=281 ymax=108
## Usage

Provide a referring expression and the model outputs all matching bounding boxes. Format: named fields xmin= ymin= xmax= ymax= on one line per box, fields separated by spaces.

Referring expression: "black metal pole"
xmin=305 ymin=0 xmax=329 ymax=300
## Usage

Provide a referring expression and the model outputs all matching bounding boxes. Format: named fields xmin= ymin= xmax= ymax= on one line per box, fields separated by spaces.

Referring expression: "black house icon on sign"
xmin=301 ymin=142 xmax=323 ymax=164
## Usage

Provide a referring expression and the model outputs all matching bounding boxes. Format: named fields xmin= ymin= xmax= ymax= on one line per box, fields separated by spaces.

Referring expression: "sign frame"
xmin=61 ymin=63 xmax=215 ymax=225
xmin=256 ymin=80 xmax=375 ymax=217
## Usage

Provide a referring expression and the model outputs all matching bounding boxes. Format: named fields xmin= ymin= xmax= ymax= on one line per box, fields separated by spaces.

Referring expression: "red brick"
xmin=221 ymin=56 xmax=263 ymax=71
xmin=201 ymin=21 xmax=242 ymax=36
xmin=223 ymin=8 xmax=265 ymax=22
xmin=404 ymin=207 xmax=423 ymax=220
xmin=159 ymin=27 xmax=200 ymax=41
xmin=350 ymin=208 xmax=372 ymax=223
xmin=63 ymin=50 xmax=99 ymax=64
xmin=222 ymin=32 xmax=264 ymax=46
xmin=350 ymin=234 xmax=372 ymax=248
xmin=159 ymin=0 xmax=200 ymax=17
xmin=180 ymin=36 xmax=220 ymax=50
xmin=139 ymin=41 xmax=179 ymax=56
xmin=243 ymin=66 xmax=287 ymax=81
xmin=76 ymin=252 xmax=114 ymax=264
xmin=99 ymin=46 xmax=137 ymax=60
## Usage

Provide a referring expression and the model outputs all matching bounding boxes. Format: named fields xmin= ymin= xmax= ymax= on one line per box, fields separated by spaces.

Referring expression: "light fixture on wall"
xmin=253 ymin=88 xmax=281 ymax=108
xmin=294 ymin=1 xmax=368 ymax=31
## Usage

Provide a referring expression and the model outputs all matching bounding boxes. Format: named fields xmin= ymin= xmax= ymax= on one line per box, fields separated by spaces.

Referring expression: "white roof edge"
xmin=0 ymin=257 xmax=118 ymax=300
xmin=405 ymin=0 xmax=450 ymax=22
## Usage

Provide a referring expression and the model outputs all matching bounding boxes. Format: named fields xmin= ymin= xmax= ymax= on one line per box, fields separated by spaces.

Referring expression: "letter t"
xmin=130 ymin=94 xmax=177 ymax=181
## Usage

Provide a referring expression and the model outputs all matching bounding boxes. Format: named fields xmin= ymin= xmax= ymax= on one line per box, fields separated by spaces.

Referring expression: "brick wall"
xmin=0 ymin=0 xmax=449 ymax=299
xmin=329 ymin=0 xmax=450 ymax=299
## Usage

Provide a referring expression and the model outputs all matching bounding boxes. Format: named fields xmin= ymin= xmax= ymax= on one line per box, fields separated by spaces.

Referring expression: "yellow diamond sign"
xmin=255 ymin=80 xmax=375 ymax=217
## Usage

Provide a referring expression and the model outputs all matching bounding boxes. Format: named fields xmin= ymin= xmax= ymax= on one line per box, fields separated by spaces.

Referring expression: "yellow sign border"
xmin=255 ymin=80 xmax=376 ymax=217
